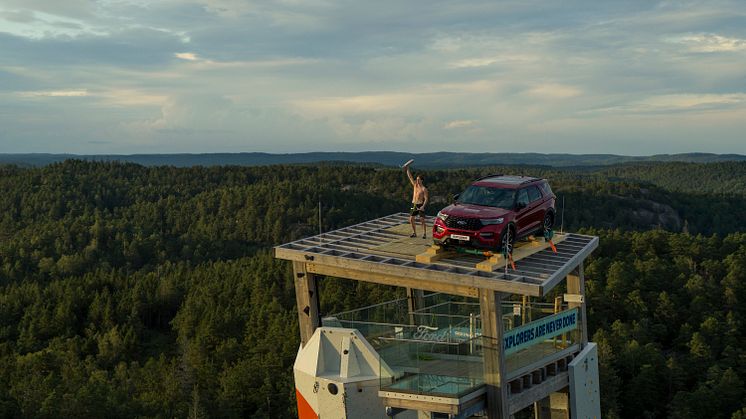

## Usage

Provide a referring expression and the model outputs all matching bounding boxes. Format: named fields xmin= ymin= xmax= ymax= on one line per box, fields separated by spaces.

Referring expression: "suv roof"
xmin=473 ymin=174 xmax=542 ymax=187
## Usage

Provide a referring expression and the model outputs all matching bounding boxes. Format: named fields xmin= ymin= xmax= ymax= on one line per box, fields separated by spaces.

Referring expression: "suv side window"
xmin=528 ymin=186 xmax=542 ymax=203
xmin=517 ymin=189 xmax=529 ymax=207
xmin=540 ymin=181 xmax=553 ymax=197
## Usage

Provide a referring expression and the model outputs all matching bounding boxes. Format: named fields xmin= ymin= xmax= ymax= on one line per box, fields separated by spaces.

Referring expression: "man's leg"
xmin=409 ymin=214 xmax=417 ymax=237
xmin=420 ymin=214 xmax=427 ymax=238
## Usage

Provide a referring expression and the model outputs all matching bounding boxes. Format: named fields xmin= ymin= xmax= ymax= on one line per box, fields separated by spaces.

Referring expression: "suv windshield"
xmin=458 ymin=186 xmax=515 ymax=209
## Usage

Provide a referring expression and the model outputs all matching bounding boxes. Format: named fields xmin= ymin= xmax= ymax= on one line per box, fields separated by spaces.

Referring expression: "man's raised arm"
xmin=405 ymin=166 xmax=415 ymax=186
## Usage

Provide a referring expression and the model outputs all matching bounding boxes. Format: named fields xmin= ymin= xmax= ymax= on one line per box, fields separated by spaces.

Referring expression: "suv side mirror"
xmin=516 ymin=201 xmax=527 ymax=210
xmin=452 ymin=193 xmax=460 ymax=202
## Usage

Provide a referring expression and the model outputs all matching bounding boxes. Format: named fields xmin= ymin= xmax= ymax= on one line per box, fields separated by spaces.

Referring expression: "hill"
xmin=1 ymin=151 xmax=745 ymax=168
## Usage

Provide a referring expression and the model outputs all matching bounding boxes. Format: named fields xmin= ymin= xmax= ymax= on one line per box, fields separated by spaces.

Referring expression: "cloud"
xmin=0 ymin=9 xmax=36 ymax=23
xmin=175 ymin=52 xmax=199 ymax=61
xmin=0 ymin=29 xmax=189 ymax=67
xmin=641 ymin=93 xmax=746 ymax=110
xmin=449 ymin=57 xmax=500 ymax=69
xmin=1 ymin=0 xmax=746 ymax=154
xmin=525 ymin=84 xmax=582 ymax=99
xmin=291 ymin=94 xmax=420 ymax=116
xmin=0 ymin=0 xmax=95 ymax=20
xmin=669 ymin=33 xmax=746 ymax=52
xmin=585 ymin=93 xmax=746 ymax=115
xmin=98 ymin=89 xmax=168 ymax=107
xmin=17 ymin=89 xmax=88 ymax=97
xmin=443 ymin=120 xmax=476 ymax=129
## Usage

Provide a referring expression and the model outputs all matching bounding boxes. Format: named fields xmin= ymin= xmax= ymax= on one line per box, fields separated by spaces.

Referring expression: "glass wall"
xmin=321 ymin=293 xmax=579 ymax=398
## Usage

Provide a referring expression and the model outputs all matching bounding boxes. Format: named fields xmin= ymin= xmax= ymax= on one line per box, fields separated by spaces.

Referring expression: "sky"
xmin=0 ymin=0 xmax=745 ymax=155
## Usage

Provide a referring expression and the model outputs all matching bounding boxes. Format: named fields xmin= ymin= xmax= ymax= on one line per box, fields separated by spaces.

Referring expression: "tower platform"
xmin=274 ymin=213 xmax=598 ymax=297
xmin=274 ymin=213 xmax=600 ymax=419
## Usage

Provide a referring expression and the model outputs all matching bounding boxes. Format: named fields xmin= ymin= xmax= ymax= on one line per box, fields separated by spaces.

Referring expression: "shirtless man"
xmin=404 ymin=163 xmax=429 ymax=238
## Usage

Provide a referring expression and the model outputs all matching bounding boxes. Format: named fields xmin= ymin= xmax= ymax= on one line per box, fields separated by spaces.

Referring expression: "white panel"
xmin=294 ymin=327 xmax=403 ymax=419
xmin=295 ymin=331 xmax=323 ymax=377
xmin=317 ymin=377 xmax=348 ymax=417
xmin=340 ymin=336 xmax=361 ymax=378
xmin=568 ymin=342 xmax=601 ymax=419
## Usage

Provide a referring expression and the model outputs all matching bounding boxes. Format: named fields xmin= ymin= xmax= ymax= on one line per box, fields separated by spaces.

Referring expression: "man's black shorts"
xmin=409 ymin=203 xmax=425 ymax=217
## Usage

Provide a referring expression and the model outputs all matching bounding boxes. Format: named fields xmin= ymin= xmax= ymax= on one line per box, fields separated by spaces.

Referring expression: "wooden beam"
xmin=292 ymin=261 xmax=320 ymax=347
xmin=306 ymin=263 xmax=479 ymax=298
xmin=476 ymin=234 xmax=568 ymax=272
xmin=479 ymin=289 xmax=509 ymax=419
xmin=549 ymin=389 xmax=570 ymax=419
xmin=567 ymin=263 xmax=588 ymax=345
xmin=415 ymin=244 xmax=457 ymax=263
xmin=406 ymin=287 xmax=425 ymax=325
xmin=276 ymin=247 xmax=544 ymax=296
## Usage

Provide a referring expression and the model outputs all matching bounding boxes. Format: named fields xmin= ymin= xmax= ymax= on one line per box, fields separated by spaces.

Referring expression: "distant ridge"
xmin=1 ymin=151 xmax=744 ymax=168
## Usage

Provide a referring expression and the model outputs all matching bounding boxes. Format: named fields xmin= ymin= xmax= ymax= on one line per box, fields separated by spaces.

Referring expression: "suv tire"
xmin=539 ymin=211 xmax=554 ymax=236
xmin=500 ymin=225 xmax=515 ymax=254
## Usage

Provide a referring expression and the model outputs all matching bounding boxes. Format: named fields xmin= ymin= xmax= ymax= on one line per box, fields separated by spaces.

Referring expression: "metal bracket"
xmin=385 ymin=406 xmax=407 ymax=417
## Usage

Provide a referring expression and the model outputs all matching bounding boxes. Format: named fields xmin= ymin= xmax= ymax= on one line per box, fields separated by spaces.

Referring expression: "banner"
xmin=503 ymin=308 xmax=578 ymax=355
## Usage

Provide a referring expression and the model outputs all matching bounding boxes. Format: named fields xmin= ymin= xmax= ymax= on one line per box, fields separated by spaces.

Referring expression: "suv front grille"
xmin=445 ymin=216 xmax=483 ymax=231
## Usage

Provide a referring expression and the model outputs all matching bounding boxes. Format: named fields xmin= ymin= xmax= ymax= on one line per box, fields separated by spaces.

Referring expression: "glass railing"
xmin=323 ymin=294 xmax=580 ymax=398
xmin=379 ymin=335 xmax=484 ymax=398
xmin=330 ymin=297 xmax=411 ymax=325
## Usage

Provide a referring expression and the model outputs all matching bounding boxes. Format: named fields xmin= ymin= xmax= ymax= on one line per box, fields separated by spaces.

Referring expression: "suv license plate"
xmin=450 ymin=234 xmax=470 ymax=241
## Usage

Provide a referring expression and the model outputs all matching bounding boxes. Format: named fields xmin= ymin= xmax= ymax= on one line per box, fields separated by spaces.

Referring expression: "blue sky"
xmin=0 ymin=0 xmax=745 ymax=154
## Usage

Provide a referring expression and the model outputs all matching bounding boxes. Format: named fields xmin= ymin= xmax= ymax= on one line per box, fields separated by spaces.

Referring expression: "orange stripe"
xmin=296 ymin=388 xmax=318 ymax=419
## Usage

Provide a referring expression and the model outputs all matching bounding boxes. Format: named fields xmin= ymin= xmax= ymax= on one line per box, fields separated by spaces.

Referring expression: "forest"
xmin=0 ymin=160 xmax=745 ymax=418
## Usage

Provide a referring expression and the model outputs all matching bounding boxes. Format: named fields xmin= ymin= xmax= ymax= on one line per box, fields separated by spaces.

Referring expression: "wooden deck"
xmin=274 ymin=213 xmax=598 ymax=297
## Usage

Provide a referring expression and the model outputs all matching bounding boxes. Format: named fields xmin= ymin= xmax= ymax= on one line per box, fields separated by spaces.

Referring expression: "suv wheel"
xmin=501 ymin=226 xmax=515 ymax=254
xmin=541 ymin=212 xmax=554 ymax=234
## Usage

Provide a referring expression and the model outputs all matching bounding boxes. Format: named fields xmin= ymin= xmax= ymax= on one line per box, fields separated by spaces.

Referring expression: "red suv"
xmin=432 ymin=175 xmax=556 ymax=253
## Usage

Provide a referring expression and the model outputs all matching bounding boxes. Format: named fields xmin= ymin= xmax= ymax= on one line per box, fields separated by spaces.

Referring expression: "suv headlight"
xmin=437 ymin=211 xmax=448 ymax=221
xmin=481 ymin=218 xmax=504 ymax=225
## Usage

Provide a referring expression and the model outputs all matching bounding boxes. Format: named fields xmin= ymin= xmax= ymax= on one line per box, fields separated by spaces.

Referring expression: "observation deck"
xmin=274 ymin=213 xmax=597 ymax=297
xmin=274 ymin=213 xmax=600 ymax=419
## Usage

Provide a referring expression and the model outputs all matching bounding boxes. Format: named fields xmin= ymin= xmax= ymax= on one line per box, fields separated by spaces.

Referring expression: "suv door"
xmin=514 ymin=188 xmax=531 ymax=235
xmin=526 ymin=185 xmax=544 ymax=232
xmin=516 ymin=186 xmax=544 ymax=236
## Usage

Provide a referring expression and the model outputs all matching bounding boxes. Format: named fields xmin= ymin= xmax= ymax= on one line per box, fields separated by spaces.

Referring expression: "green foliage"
xmin=584 ymin=229 xmax=746 ymax=419
xmin=0 ymin=160 xmax=745 ymax=418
